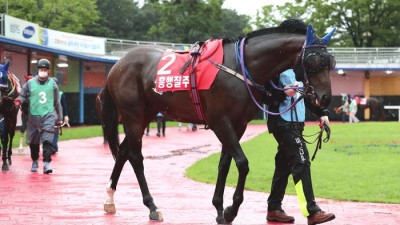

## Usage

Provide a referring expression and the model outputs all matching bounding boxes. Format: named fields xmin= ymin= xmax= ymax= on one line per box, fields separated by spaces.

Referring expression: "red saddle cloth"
xmin=155 ymin=39 xmax=223 ymax=91
xmin=359 ymin=97 xmax=367 ymax=105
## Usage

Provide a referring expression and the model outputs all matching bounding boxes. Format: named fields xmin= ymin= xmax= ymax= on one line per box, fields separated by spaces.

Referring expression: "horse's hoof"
xmin=223 ymin=206 xmax=237 ymax=223
xmin=149 ymin=210 xmax=163 ymax=221
xmin=2 ymin=163 xmax=9 ymax=171
xmin=104 ymin=203 xmax=116 ymax=213
xmin=216 ymin=215 xmax=227 ymax=224
xmin=8 ymin=159 xmax=12 ymax=165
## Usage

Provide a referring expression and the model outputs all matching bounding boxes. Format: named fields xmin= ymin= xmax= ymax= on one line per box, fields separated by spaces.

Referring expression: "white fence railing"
xmin=105 ymin=40 xmax=400 ymax=69
xmin=328 ymin=47 xmax=400 ymax=69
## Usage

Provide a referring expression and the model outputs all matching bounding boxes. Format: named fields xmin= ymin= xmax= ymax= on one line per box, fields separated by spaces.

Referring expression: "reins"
xmin=301 ymin=123 xmax=331 ymax=161
xmin=237 ymin=37 xmax=307 ymax=116
xmin=237 ymin=37 xmax=331 ymax=160
xmin=21 ymin=110 xmax=63 ymax=135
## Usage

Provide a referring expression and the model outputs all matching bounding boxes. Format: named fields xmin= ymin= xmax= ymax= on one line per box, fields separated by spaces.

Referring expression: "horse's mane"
xmin=246 ymin=18 xmax=307 ymax=38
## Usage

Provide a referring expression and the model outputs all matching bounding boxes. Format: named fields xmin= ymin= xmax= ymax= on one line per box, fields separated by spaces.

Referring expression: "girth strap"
xmin=189 ymin=49 xmax=207 ymax=124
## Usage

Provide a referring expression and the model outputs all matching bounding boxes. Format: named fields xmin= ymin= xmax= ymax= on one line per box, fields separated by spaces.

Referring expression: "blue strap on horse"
xmin=237 ymin=38 xmax=306 ymax=116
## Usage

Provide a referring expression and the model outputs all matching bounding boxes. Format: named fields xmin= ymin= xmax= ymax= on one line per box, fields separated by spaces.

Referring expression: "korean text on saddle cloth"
xmin=155 ymin=39 xmax=223 ymax=91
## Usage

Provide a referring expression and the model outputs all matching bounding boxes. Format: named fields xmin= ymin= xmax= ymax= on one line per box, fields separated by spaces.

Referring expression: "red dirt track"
xmin=1 ymin=124 xmax=399 ymax=225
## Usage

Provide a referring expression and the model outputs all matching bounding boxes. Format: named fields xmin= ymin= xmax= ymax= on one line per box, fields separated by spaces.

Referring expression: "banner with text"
xmin=40 ymin=28 xmax=106 ymax=55
xmin=4 ymin=15 xmax=40 ymax=44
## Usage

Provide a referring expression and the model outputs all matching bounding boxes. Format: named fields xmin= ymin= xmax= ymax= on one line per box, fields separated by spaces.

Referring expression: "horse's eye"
xmin=304 ymin=53 xmax=322 ymax=72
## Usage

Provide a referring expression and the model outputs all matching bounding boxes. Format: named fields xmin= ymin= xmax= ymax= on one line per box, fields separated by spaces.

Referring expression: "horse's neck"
xmin=245 ymin=34 xmax=305 ymax=85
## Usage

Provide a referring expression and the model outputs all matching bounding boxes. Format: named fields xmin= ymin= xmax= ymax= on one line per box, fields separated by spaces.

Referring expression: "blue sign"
xmin=22 ymin=26 xmax=35 ymax=39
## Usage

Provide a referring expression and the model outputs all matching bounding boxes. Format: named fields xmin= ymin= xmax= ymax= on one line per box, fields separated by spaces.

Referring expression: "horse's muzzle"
xmin=318 ymin=94 xmax=332 ymax=108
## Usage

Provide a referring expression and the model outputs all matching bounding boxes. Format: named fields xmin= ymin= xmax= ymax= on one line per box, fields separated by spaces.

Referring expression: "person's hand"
xmin=284 ymin=84 xmax=298 ymax=97
xmin=56 ymin=120 xmax=63 ymax=126
xmin=14 ymin=99 xmax=21 ymax=109
xmin=319 ymin=116 xmax=329 ymax=128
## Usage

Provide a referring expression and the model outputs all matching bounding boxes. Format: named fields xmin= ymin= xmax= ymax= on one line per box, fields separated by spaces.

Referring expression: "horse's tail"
xmin=102 ymin=86 xmax=120 ymax=160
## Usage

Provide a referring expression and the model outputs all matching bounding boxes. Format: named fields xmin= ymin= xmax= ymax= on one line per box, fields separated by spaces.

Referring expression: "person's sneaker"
xmin=156 ymin=133 xmax=160 ymax=137
xmin=31 ymin=161 xmax=38 ymax=172
xmin=267 ymin=210 xmax=295 ymax=223
xmin=307 ymin=210 xmax=335 ymax=225
xmin=43 ymin=162 xmax=53 ymax=174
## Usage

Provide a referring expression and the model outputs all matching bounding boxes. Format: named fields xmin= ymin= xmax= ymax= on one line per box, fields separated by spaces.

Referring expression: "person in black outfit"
xmin=263 ymin=69 xmax=335 ymax=225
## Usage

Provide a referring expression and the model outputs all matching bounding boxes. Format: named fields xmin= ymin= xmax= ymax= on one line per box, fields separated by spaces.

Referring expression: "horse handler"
xmin=264 ymin=69 xmax=335 ymax=225
xmin=15 ymin=59 xmax=63 ymax=174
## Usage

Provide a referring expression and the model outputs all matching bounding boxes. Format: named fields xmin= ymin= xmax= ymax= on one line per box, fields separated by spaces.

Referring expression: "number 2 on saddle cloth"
xmin=155 ymin=39 xmax=223 ymax=92
xmin=155 ymin=39 xmax=223 ymax=123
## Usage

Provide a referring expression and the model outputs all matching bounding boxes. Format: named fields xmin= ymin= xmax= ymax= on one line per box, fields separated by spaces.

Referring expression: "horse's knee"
xmin=212 ymin=196 xmax=223 ymax=209
xmin=235 ymin=158 xmax=249 ymax=176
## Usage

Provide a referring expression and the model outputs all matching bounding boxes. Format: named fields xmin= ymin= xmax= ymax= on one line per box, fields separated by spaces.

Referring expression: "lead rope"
xmin=21 ymin=110 xmax=62 ymax=134
xmin=301 ymin=122 xmax=330 ymax=161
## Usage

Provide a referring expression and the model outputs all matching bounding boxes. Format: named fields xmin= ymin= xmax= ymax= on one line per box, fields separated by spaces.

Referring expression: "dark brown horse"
xmin=358 ymin=97 xmax=386 ymax=121
xmin=102 ymin=19 xmax=336 ymax=223
xmin=0 ymin=62 xmax=20 ymax=171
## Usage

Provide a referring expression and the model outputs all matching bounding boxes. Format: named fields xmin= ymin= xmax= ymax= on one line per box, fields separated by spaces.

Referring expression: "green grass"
xmin=186 ymin=122 xmax=400 ymax=204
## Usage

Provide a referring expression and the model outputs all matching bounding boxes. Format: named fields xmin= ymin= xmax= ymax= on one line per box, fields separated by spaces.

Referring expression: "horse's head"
xmin=0 ymin=61 xmax=11 ymax=100
xmin=293 ymin=24 xmax=336 ymax=108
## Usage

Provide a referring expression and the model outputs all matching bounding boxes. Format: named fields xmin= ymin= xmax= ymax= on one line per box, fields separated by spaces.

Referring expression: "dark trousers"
xmin=156 ymin=116 xmax=166 ymax=135
xmin=52 ymin=132 xmax=59 ymax=150
xmin=267 ymin=130 xmax=320 ymax=216
xmin=30 ymin=141 xmax=53 ymax=162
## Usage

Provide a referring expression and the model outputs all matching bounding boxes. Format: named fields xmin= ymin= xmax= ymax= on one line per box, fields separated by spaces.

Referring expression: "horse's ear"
xmin=305 ymin=24 xmax=315 ymax=46
xmin=322 ymin=27 xmax=336 ymax=45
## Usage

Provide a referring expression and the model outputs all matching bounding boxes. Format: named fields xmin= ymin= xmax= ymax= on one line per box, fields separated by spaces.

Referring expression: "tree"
xmin=0 ymin=0 xmax=98 ymax=34
xmin=84 ymin=0 xmax=141 ymax=39
xmin=133 ymin=3 xmax=162 ymax=41
xmin=148 ymin=0 xmax=225 ymax=43
xmin=220 ymin=9 xmax=250 ymax=39
xmin=255 ymin=0 xmax=400 ymax=47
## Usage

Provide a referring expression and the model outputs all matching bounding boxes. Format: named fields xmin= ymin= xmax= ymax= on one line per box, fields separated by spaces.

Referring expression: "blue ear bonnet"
xmin=305 ymin=24 xmax=336 ymax=46
xmin=0 ymin=61 xmax=10 ymax=73
xmin=0 ymin=61 xmax=10 ymax=88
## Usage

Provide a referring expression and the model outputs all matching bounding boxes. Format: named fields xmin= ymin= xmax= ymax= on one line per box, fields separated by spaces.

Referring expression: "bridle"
xmin=294 ymin=42 xmax=336 ymax=90
xmin=237 ymin=37 xmax=334 ymax=115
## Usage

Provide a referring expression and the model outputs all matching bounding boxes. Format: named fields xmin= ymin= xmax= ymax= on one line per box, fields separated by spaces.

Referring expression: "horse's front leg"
xmin=104 ymin=139 xmax=129 ymax=213
xmin=1 ymin=147 xmax=8 ymax=171
xmin=223 ymin=143 xmax=249 ymax=223
xmin=213 ymin=126 xmax=249 ymax=224
xmin=1 ymin=134 xmax=9 ymax=171
xmin=212 ymin=148 xmax=232 ymax=224
xmin=8 ymin=134 xmax=13 ymax=165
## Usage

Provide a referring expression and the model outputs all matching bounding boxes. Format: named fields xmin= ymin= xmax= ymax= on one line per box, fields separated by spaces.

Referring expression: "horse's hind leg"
xmin=104 ymin=138 xmax=129 ymax=213
xmin=126 ymin=139 xmax=162 ymax=221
